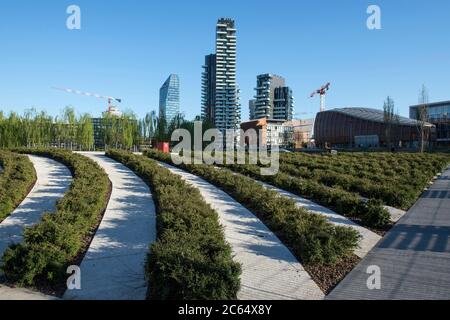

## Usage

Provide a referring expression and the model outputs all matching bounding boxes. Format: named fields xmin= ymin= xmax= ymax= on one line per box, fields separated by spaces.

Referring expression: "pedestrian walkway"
xmin=219 ymin=168 xmax=381 ymax=259
xmin=158 ymin=161 xmax=324 ymax=300
xmin=64 ymin=152 xmax=156 ymax=300
xmin=252 ymin=179 xmax=381 ymax=259
xmin=328 ymin=166 xmax=450 ymax=300
xmin=0 ymin=284 xmax=57 ymax=300
xmin=0 ymin=155 xmax=72 ymax=259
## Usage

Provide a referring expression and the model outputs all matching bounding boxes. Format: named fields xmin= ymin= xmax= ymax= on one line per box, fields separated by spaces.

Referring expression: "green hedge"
xmin=0 ymin=149 xmax=110 ymax=289
xmin=280 ymin=152 xmax=450 ymax=210
xmin=217 ymin=161 xmax=391 ymax=229
xmin=106 ymin=150 xmax=241 ymax=300
xmin=0 ymin=150 xmax=37 ymax=222
xmin=145 ymin=149 xmax=360 ymax=266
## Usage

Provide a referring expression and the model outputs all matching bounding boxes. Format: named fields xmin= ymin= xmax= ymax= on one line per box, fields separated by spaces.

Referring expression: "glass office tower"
xmin=159 ymin=74 xmax=180 ymax=125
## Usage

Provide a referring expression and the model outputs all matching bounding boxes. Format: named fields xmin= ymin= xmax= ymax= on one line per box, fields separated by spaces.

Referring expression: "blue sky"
xmin=1 ymin=0 xmax=449 ymax=120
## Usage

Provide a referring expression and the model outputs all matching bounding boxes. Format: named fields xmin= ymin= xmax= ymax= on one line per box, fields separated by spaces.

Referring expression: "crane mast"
xmin=310 ymin=82 xmax=331 ymax=112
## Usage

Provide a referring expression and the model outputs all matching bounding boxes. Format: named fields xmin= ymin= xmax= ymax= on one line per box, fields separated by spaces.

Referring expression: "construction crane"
xmin=52 ymin=86 xmax=122 ymax=114
xmin=310 ymin=82 xmax=331 ymax=112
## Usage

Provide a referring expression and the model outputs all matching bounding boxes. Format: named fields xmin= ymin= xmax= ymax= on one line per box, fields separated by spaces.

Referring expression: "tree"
xmin=141 ymin=110 xmax=157 ymax=142
xmin=416 ymin=85 xmax=430 ymax=153
xmin=383 ymin=96 xmax=396 ymax=149
xmin=77 ymin=114 xmax=94 ymax=151
xmin=62 ymin=106 xmax=77 ymax=150
xmin=154 ymin=115 xmax=169 ymax=142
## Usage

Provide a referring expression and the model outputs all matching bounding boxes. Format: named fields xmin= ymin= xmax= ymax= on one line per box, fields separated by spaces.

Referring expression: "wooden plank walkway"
xmin=328 ymin=166 xmax=450 ymax=300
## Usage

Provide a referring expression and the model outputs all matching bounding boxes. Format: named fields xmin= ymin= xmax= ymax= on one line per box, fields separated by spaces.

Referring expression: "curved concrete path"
xmin=385 ymin=206 xmax=406 ymax=223
xmin=328 ymin=166 xmax=450 ymax=300
xmin=219 ymin=168 xmax=381 ymax=259
xmin=0 ymin=284 xmax=58 ymax=300
xmin=64 ymin=152 xmax=156 ymax=300
xmin=0 ymin=155 xmax=72 ymax=259
xmin=158 ymin=161 xmax=324 ymax=300
xmin=253 ymin=180 xmax=381 ymax=259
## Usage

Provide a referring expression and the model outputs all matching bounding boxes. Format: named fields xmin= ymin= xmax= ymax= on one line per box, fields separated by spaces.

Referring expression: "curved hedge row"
xmin=106 ymin=150 xmax=241 ymax=300
xmin=280 ymin=152 xmax=450 ymax=210
xmin=224 ymin=162 xmax=390 ymax=229
xmin=0 ymin=150 xmax=36 ymax=222
xmin=0 ymin=149 xmax=110 ymax=291
xmin=145 ymin=149 xmax=360 ymax=266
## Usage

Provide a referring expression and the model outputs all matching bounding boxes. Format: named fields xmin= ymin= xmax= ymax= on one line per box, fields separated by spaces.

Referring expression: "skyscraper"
xmin=249 ymin=99 xmax=256 ymax=120
xmin=274 ymin=87 xmax=294 ymax=121
xmin=201 ymin=54 xmax=216 ymax=123
xmin=159 ymin=74 xmax=180 ymax=125
xmin=253 ymin=74 xmax=294 ymax=121
xmin=201 ymin=18 xmax=240 ymax=132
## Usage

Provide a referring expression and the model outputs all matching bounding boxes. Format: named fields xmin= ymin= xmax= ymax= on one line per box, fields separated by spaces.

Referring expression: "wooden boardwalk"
xmin=328 ymin=166 xmax=450 ymax=300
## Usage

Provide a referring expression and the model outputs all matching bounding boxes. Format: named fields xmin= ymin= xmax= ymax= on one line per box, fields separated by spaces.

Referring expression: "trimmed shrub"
xmin=361 ymin=199 xmax=391 ymax=228
xmin=225 ymin=160 xmax=387 ymax=229
xmin=144 ymin=149 xmax=360 ymax=266
xmin=280 ymin=152 xmax=450 ymax=210
xmin=106 ymin=150 xmax=241 ymax=300
xmin=0 ymin=149 xmax=110 ymax=289
xmin=0 ymin=151 xmax=36 ymax=222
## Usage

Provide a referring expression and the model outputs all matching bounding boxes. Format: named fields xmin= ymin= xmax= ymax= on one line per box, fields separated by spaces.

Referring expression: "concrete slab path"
xmin=63 ymin=152 xmax=156 ymax=300
xmin=0 ymin=155 xmax=72 ymax=260
xmin=218 ymin=168 xmax=381 ymax=259
xmin=0 ymin=284 xmax=58 ymax=300
xmin=328 ymin=166 xmax=450 ymax=300
xmin=158 ymin=161 xmax=324 ymax=300
xmin=252 ymin=180 xmax=381 ymax=259
xmin=385 ymin=206 xmax=406 ymax=223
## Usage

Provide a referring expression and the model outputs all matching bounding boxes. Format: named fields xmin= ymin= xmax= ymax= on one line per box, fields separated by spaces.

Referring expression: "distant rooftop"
xmin=409 ymin=100 xmax=450 ymax=108
xmin=257 ymin=73 xmax=285 ymax=80
xmin=325 ymin=107 xmax=433 ymax=127
xmin=217 ymin=18 xmax=235 ymax=28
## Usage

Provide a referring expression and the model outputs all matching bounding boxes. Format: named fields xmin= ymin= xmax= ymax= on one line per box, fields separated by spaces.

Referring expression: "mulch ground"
xmin=305 ymin=255 xmax=361 ymax=295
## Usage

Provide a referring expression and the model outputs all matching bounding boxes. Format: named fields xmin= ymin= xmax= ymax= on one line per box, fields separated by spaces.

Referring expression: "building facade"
xmin=274 ymin=87 xmax=294 ymax=121
xmin=284 ymin=119 xmax=314 ymax=148
xmin=252 ymin=74 xmax=294 ymax=121
xmin=159 ymin=74 xmax=180 ymax=125
xmin=410 ymin=100 xmax=450 ymax=145
xmin=240 ymin=118 xmax=291 ymax=148
xmin=249 ymin=99 xmax=256 ymax=121
xmin=201 ymin=54 xmax=216 ymax=123
xmin=202 ymin=18 xmax=240 ymax=133
xmin=315 ymin=107 xmax=435 ymax=149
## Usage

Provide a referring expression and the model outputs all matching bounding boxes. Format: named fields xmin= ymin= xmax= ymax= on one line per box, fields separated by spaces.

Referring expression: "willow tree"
xmin=62 ymin=106 xmax=77 ymax=150
xmin=77 ymin=114 xmax=94 ymax=151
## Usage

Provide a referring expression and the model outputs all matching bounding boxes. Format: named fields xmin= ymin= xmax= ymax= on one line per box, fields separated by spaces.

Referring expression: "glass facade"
xmin=410 ymin=101 xmax=450 ymax=144
xmin=159 ymin=74 xmax=180 ymax=125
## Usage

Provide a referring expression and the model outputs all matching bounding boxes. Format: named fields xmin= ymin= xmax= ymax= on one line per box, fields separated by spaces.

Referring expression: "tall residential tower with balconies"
xmin=201 ymin=18 xmax=241 ymax=132
xmin=252 ymin=73 xmax=294 ymax=121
